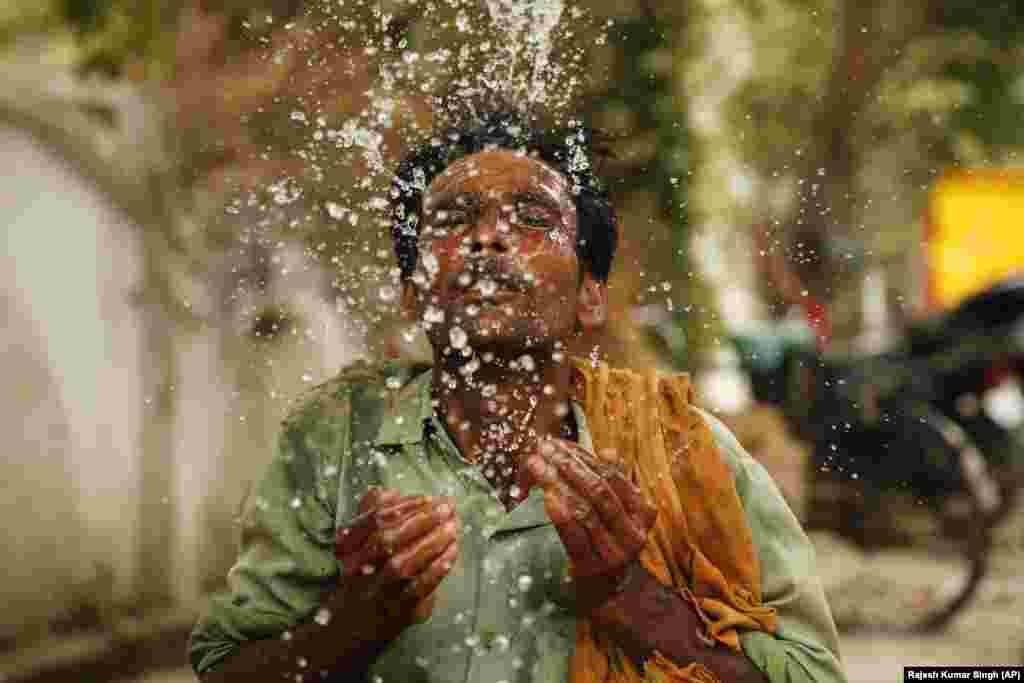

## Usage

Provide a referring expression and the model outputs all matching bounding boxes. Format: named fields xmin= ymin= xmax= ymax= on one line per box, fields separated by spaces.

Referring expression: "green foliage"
xmin=937 ymin=2 xmax=1024 ymax=48
xmin=936 ymin=3 xmax=1024 ymax=152
xmin=945 ymin=58 xmax=1024 ymax=148
xmin=590 ymin=16 xmax=690 ymax=248
xmin=580 ymin=13 xmax=717 ymax=367
xmin=63 ymin=0 xmax=112 ymax=34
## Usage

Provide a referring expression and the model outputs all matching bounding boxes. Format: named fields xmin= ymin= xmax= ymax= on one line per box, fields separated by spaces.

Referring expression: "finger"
xmin=377 ymin=499 xmax=455 ymax=556
xmin=514 ymin=447 xmax=538 ymax=501
xmin=406 ymin=537 xmax=459 ymax=602
xmin=523 ymin=445 xmax=560 ymax=492
xmin=386 ymin=517 xmax=458 ymax=580
xmin=577 ymin=500 xmax=628 ymax=570
xmin=556 ymin=476 xmax=630 ymax=573
xmin=543 ymin=479 xmax=602 ymax=576
xmin=336 ymin=497 xmax=430 ymax=557
xmin=605 ymin=472 xmax=658 ymax=532
xmin=559 ymin=441 xmax=654 ymax=538
xmin=548 ymin=441 xmax=644 ymax=548
xmin=358 ymin=487 xmax=400 ymax=514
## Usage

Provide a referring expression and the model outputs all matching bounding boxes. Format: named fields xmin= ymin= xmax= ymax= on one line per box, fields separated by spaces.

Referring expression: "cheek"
xmin=416 ymin=239 xmax=462 ymax=291
xmin=525 ymin=240 xmax=579 ymax=295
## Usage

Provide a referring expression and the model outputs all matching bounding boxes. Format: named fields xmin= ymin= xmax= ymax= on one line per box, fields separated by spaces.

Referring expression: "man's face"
xmin=402 ymin=149 xmax=605 ymax=356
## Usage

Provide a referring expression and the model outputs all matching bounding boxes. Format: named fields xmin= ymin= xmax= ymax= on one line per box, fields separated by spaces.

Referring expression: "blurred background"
xmin=2 ymin=0 xmax=1024 ymax=680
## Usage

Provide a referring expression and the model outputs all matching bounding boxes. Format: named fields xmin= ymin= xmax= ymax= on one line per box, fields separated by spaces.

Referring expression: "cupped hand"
xmin=522 ymin=439 xmax=657 ymax=611
xmin=331 ymin=488 xmax=458 ymax=637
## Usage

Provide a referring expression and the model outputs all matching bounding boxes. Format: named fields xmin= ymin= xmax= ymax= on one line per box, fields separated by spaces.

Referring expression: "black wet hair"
xmin=390 ymin=110 xmax=618 ymax=283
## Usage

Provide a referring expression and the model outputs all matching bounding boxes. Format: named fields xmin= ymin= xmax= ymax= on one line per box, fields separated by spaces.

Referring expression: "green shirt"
xmin=189 ymin=362 xmax=846 ymax=682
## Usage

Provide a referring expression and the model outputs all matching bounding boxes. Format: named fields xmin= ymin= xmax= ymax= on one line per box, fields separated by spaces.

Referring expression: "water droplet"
xmin=450 ymin=326 xmax=468 ymax=349
xmin=379 ymin=285 xmax=397 ymax=303
xmin=290 ymin=111 xmax=308 ymax=124
xmin=477 ymin=279 xmax=498 ymax=297
xmin=422 ymin=252 xmax=440 ymax=276
xmin=326 ymin=202 xmax=346 ymax=220
xmin=424 ymin=306 xmax=445 ymax=324
xmin=517 ymin=574 xmax=534 ymax=592
xmin=314 ymin=607 xmax=332 ymax=625
xmin=518 ymin=354 xmax=536 ymax=372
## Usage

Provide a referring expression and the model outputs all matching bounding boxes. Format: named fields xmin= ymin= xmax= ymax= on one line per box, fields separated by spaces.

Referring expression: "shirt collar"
xmin=373 ymin=366 xmax=436 ymax=446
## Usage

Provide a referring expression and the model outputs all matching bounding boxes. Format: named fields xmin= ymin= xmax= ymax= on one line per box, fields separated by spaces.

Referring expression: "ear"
xmin=400 ymin=282 xmax=419 ymax=320
xmin=576 ymin=272 xmax=607 ymax=330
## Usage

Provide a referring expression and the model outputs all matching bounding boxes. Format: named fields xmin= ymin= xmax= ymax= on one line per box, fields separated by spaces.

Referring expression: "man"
xmin=189 ymin=112 xmax=846 ymax=682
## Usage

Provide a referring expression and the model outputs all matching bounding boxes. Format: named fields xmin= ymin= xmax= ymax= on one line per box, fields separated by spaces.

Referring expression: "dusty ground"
xmin=816 ymin=519 xmax=1024 ymax=681
xmin=123 ymin=406 xmax=1024 ymax=683
xmin=728 ymin=406 xmax=1024 ymax=682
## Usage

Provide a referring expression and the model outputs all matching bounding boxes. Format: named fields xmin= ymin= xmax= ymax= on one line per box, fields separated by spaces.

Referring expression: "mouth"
xmin=454 ymin=270 xmax=530 ymax=299
xmin=455 ymin=285 xmax=521 ymax=305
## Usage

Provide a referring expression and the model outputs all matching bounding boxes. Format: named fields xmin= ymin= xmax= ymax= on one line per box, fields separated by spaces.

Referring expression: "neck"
xmin=431 ymin=341 xmax=574 ymax=508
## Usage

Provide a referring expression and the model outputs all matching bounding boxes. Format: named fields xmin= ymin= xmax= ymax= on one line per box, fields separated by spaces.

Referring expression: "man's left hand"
xmin=522 ymin=439 xmax=658 ymax=612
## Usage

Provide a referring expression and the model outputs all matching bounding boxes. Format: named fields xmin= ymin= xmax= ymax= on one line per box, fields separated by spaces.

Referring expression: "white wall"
xmin=1 ymin=124 xmax=146 ymax=627
xmin=0 ymin=123 xmax=361 ymax=628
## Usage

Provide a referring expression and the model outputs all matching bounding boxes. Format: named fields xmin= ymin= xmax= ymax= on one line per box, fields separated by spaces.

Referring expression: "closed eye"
xmin=513 ymin=205 xmax=553 ymax=230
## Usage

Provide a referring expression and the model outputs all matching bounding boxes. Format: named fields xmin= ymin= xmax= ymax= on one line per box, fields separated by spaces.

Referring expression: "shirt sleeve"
xmin=188 ymin=385 xmax=351 ymax=675
xmin=700 ymin=409 xmax=848 ymax=683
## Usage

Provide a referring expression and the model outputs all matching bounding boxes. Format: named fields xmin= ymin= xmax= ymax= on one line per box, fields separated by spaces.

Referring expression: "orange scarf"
xmin=570 ymin=360 xmax=777 ymax=682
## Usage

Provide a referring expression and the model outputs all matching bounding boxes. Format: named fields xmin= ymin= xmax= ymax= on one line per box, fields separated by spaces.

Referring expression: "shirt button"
xmin=480 ymin=628 xmax=496 ymax=648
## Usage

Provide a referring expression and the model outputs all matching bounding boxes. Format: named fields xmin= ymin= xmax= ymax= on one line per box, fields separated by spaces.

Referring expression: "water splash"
xmin=215 ymin=0 xmax=601 ymax=360
xmin=484 ymin=0 xmax=565 ymax=107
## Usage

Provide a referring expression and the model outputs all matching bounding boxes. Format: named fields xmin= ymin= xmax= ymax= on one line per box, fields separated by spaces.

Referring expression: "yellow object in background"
xmin=929 ymin=171 xmax=1024 ymax=310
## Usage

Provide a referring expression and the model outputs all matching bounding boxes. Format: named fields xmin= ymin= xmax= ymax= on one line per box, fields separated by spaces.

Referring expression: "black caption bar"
xmin=905 ymin=667 xmax=1024 ymax=681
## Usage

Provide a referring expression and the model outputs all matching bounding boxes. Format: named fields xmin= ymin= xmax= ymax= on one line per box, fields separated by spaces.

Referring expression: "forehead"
xmin=425 ymin=149 xmax=571 ymax=202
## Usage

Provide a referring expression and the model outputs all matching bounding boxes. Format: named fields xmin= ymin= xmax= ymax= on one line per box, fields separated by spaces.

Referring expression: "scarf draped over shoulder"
xmin=570 ymin=360 xmax=777 ymax=683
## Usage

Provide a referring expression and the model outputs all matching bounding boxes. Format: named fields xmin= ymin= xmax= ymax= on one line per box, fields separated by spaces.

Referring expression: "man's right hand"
xmin=330 ymin=488 xmax=459 ymax=640
xmin=200 ymin=490 xmax=457 ymax=682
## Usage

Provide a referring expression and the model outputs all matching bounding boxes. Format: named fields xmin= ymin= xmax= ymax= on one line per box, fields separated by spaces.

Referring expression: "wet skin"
xmin=408 ymin=148 xmax=592 ymax=351
xmin=202 ymin=150 xmax=767 ymax=682
xmin=361 ymin=150 xmax=656 ymax=629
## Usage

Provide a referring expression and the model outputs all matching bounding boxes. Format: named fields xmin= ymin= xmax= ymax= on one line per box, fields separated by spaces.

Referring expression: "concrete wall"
xmin=2 ymin=124 xmax=146 ymax=628
xmin=1 ymin=123 xmax=358 ymax=635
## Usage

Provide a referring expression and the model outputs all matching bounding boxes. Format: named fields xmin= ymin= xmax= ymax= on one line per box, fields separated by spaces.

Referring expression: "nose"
xmin=468 ymin=207 xmax=510 ymax=255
